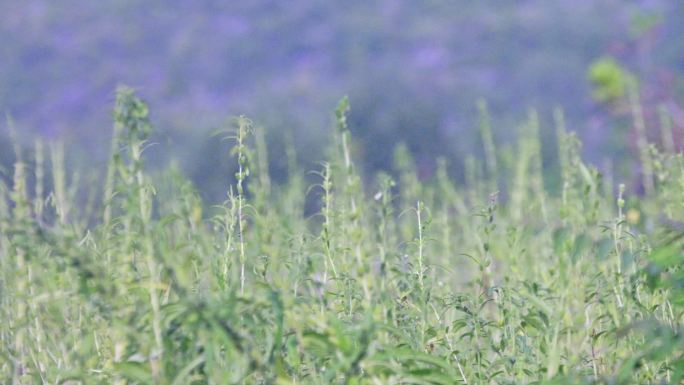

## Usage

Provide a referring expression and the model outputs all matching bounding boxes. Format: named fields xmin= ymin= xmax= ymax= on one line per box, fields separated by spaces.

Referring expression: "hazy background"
xmin=1 ymin=1 xmax=683 ymax=201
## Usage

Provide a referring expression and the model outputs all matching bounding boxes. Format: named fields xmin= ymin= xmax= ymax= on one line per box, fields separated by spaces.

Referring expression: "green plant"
xmin=1 ymin=88 xmax=682 ymax=385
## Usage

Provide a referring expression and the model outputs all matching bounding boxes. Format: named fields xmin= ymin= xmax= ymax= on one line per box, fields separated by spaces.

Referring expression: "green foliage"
xmin=588 ymin=58 xmax=636 ymax=105
xmin=1 ymin=88 xmax=683 ymax=384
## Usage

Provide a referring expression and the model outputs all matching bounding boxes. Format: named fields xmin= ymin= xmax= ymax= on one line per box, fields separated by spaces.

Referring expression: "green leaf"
xmin=114 ymin=362 xmax=153 ymax=384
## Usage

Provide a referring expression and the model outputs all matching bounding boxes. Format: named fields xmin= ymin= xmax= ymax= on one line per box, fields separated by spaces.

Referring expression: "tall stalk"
xmin=232 ymin=116 xmax=252 ymax=294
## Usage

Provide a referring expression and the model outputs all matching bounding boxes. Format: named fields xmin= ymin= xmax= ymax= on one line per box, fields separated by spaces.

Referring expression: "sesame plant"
xmin=0 ymin=86 xmax=683 ymax=384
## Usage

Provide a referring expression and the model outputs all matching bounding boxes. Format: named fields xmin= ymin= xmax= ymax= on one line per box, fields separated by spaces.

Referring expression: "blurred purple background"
xmin=1 ymin=1 xmax=682 ymax=199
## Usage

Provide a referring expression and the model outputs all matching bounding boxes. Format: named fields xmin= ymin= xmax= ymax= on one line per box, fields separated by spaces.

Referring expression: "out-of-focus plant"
xmin=588 ymin=57 xmax=637 ymax=106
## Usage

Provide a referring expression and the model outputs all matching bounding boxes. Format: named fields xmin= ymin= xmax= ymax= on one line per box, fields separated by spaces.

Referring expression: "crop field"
xmin=0 ymin=88 xmax=683 ymax=384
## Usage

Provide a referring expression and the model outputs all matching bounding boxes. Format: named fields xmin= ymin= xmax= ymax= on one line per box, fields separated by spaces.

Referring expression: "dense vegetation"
xmin=1 ymin=88 xmax=683 ymax=384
